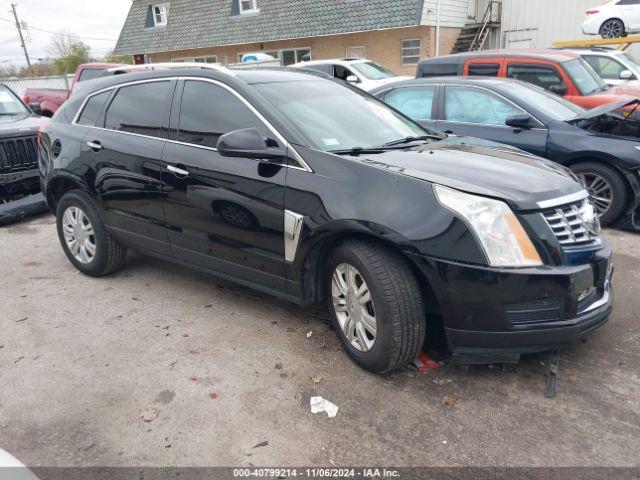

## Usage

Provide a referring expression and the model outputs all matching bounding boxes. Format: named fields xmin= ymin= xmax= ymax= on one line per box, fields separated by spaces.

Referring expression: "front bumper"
xmin=410 ymin=241 xmax=613 ymax=364
xmin=0 ymin=168 xmax=40 ymax=197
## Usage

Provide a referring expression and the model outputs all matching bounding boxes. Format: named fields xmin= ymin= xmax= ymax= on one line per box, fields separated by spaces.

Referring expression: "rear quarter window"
xmin=77 ymin=91 xmax=111 ymax=126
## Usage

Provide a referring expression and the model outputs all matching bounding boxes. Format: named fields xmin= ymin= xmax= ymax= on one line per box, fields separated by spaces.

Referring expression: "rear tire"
xmin=571 ymin=162 xmax=628 ymax=226
xmin=56 ymin=190 xmax=127 ymax=276
xmin=600 ymin=19 xmax=625 ymax=38
xmin=326 ymin=240 xmax=426 ymax=373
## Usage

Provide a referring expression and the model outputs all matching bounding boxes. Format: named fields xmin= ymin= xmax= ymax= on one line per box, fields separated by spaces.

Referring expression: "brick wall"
xmin=148 ymin=26 xmax=461 ymax=76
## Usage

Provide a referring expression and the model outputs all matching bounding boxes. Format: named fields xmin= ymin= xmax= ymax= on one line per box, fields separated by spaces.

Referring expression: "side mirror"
xmin=346 ymin=75 xmax=359 ymax=83
xmin=217 ymin=128 xmax=284 ymax=160
xmin=548 ymin=84 xmax=568 ymax=96
xmin=505 ymin=113 xmax=533 ymax=129
xmin=29 ymin=103 xmax=43 ymax=115
xmin=620 ymin=69 xmax=634 ymax=80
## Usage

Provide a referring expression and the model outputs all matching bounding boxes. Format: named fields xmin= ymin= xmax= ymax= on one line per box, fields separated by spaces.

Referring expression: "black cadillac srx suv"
xmin=38 ymin=66 xmax=613 ymax=372
xmin=0 ymin=84 xmax=42 ymax=202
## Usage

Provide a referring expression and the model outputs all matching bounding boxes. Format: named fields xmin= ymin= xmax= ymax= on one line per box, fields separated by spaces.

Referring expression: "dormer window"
xmin=239 ymin=0 xmax=259 ymax=14
xmin=152 ymin=3 xmax=168 ymax=27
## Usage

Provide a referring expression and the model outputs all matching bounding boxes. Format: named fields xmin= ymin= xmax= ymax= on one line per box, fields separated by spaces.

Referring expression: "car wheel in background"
xmin=326 ymin=240 xmax=426 ymax=373
xmin=571 ymin=162 xmax=628 ymax=226
xmin=56 ymin=190 xmax=127 ymax=276
xmin=600 ymin=19 xmax=625 ymax=38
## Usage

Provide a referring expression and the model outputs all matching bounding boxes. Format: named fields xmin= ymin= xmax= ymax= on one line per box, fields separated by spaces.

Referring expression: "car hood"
xmin=569 ymin=97 xmax=639 ymax=121
xmin=0 ymin=114 xmax=44 ymax=136
xmin=351 ymin=140 xmax=583 ymax=210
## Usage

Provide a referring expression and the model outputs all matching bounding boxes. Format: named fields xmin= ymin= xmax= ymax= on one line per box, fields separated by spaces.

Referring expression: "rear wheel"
xmin=600 ymin=19 xmax=625 ymax=38
xmin=326 ymin=240 xmax=426 ymax=373
xmin=571 ymin=162 xmax=628 ymax=226
xmin=56 ymin=191 xmax=127 ymax=276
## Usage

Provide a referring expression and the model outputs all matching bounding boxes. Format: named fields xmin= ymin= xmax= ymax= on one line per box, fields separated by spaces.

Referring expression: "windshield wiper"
xmin=330 ymin=147 xmax=386 ymax=156
xmin=382 ymin=134 xmax=444 ymax=147
xmin=0 ymin=112 xmax=19 ymax=116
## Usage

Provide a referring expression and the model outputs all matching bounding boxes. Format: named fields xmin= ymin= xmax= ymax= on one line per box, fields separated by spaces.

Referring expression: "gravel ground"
xmin=1 ymin=214 xmax=639 ymax=468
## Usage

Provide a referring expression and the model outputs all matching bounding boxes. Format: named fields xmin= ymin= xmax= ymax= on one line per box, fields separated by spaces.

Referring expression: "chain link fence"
xmin=0 ymin=74 xmax=74 ymax=98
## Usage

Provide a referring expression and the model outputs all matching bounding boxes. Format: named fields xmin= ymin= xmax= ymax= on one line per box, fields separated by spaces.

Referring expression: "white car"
xmin=565 ymin=47 xmax=640 ymax=86
xmin=291 ymin=58 xmax=411 ymax=92
xmin=582 ymin=0 xmax=640 ymax=38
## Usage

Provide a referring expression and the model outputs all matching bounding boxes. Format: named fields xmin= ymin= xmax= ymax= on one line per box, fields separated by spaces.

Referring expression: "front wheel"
xmin=600 ymin=19 xmax=625 ymax=38
xmin=326 ymin=240 xmax=426 ymax=373
xmin=571 ymin=162 xmax=628 ymax=226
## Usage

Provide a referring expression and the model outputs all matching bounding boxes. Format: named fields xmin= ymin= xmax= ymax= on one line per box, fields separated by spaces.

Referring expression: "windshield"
xmin=0 ymin=85 xmax=29 ymax=117
xmin=254 ymin=80 xmax=425 ymax=151
xmin=617 ymin=52 xmax=640 ymax=75
xmin=350 ymin=61 xmax=396 ymax=80
xmin=502 ymin=81 xmax=585 ymax=120
xmin=564 ymin=58 xmax=606 ymax=95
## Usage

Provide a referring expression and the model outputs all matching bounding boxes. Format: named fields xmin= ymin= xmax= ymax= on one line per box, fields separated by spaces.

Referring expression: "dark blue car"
xmin=371 ymin=77 xmax=640 ymax=227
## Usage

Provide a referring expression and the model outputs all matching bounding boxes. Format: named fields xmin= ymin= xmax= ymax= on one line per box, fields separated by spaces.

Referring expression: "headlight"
xmin=434 ymin=185 xmax=543 ymax=267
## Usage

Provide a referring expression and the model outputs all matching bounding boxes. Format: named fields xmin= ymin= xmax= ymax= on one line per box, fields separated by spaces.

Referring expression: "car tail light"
xmin=23 ymin=95 xmax=30 ymax=104
xmin=586 ymin=9 xmax=599 ymax=15
xmin=36 ymin=120 xmax=50 ymax=149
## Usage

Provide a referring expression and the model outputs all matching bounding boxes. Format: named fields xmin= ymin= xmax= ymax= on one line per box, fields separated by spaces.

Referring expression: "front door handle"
xmin=167 ymin=165 xmax=190 ymax=177
xmin=86 ymin=140 xmax=103 ymax=151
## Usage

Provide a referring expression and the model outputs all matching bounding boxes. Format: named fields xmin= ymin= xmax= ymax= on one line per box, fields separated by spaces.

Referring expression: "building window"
xmin=239 ymin=0 xmax=259 ymax=14
xmin=401 ymin=39 xmax=421 ymax=66
xmin=152 ymin=4 xmax=168 ymax=27
xmin=346 ymin=46 xmax=366 ymax=59
xmin=172 ymin=56 xmax=218 ymax=63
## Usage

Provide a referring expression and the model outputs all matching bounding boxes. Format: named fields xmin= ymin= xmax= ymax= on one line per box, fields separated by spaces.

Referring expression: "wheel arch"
xmin=600 ymin=17 xmax=626 ymax=34
xmin=562 ymin=155 xmax=635 ymax=196
xmin=45 ymin=175 xmax=89 ymax=213
xmin=298 ymin=228 xmax=446 ymax=350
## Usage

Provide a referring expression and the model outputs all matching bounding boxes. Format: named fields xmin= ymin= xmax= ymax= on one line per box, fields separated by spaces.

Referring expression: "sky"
xmin=0 ymin=0 xmax=132 ymax=68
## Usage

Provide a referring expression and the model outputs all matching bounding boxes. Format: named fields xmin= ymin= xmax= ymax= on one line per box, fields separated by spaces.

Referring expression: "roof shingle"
xmin=114 ymin=0 xmax=425 ymax=55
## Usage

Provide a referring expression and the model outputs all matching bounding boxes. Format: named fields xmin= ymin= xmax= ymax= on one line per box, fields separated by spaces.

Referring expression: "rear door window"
xmin=506 ymin=63 xmax=567 ymax=91
xmin=77 ymin=91 xmax=111 ymax=126
xmin=444 ymin=86 xmax=522 ymax=126
xmin=104 ymin=81 xmax=172 ymax=137
xmin=177 ymin=80 xmax=270 ymax=149
xmin=384 ymin=87 xmax=436 ymax=120
xmin=468 ymin=63 xmax=500 ymax=76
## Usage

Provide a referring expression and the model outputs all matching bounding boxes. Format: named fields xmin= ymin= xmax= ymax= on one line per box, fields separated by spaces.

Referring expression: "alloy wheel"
xmin=62 ymin=206 xmax=96 ymax=264
xmin=601 ymin=20 xmax=623 ymax=38
xmin=578 ymin=172 xmax=613 ymax=217
xmin=331 ymin=263 xmax=377 ymax=352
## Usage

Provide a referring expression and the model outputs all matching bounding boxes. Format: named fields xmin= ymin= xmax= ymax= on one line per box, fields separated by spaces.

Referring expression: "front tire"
xmin=600 ymin=19 xmax=625 ymax=38
xmin=571 ymin=162 xmax=628 ymax=226
xmin=326 ymin=240 xmax=426 ymax=373
xmin=56 ymin=190 xmax=127 ymax=276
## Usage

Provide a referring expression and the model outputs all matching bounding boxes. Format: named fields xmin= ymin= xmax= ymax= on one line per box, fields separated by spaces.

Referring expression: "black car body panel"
xmin=371 ymin=77 xmax=640 ymax=225
xmin=40 ymin=68 xmax=613 ymax=363
xmin=0 ymin=85 xmax=43 ymax=200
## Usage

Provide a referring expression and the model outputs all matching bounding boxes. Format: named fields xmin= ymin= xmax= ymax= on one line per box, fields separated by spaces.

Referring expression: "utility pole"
xmin=10 ymin=3 xmax=31 ymax=69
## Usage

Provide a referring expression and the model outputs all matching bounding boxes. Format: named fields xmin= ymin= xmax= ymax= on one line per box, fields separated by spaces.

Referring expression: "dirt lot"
xmin=1 ymin=214 xmax=639 ymax=468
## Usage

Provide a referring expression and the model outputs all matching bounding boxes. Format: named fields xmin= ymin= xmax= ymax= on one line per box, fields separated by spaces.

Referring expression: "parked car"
xmin=291 ymin=58 xmax=410 ymax=91
xmin=0 ymin=84 xmax=44 ymax=202
xmin=561 ymin=47 xmax=640 ymax=87
xmin=415 ymin=49 xmax=640 ymax=109
xmin=40 ymin=66 xmax=612 ymax=371
xmin=582 ymin=0 xmax=640 ymax=38
xmin=372 ymin=76 xmax=640 ymax=227
xmin=23 ymin=63 xmax=122 ymax=117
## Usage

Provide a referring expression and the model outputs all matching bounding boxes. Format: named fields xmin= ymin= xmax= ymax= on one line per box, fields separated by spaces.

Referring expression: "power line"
xmin=0 ymin=16 xmax=116 ymax=42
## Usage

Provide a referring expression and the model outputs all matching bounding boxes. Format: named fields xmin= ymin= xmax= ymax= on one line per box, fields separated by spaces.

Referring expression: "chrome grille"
xmin=0 ymin=136 xmax=38 ymax=172
xmin=542 ymin=199 xmax=601 ymax=247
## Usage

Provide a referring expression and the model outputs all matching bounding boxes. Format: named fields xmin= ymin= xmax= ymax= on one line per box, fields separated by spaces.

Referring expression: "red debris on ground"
xmin=413 ymin=353 xmax=440 ymax=373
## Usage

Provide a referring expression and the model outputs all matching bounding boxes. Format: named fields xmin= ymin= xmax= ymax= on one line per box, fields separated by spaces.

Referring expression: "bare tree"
xmin=48 ymin=32 xmax=75 ymax=58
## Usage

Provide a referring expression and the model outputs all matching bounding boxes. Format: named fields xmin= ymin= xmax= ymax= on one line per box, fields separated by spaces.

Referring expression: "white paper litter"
xmin=310 ymin=396 xmax=339 ymax=418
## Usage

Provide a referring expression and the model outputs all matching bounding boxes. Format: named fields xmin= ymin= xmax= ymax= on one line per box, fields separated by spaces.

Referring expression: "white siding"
xmin=421 ymin=0 xmax=471 ymax=28
xmin=491 ymin=0 xmax=596 ymax=49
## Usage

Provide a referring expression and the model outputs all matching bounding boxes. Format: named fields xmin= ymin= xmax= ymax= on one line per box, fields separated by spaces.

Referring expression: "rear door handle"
xmin=86 ymin=141 xmax=103 ymax=151
xmin=167 ymin=165 xmax=190 ymax=177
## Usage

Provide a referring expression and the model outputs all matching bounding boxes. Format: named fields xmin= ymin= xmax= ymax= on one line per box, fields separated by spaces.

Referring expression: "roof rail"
xmin=105 ymin=62 xmax=235 ymax=76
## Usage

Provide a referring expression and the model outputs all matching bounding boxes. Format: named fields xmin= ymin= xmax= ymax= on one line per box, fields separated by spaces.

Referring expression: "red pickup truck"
xmin=416 ymin=49 xmax=640 ymax=109
xmin=23 ymin=63 xmax=121 ymax=117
